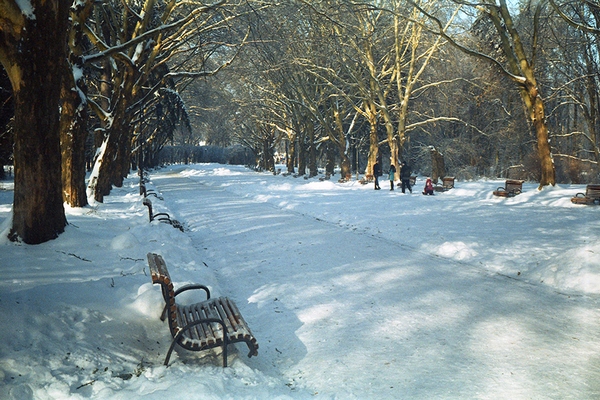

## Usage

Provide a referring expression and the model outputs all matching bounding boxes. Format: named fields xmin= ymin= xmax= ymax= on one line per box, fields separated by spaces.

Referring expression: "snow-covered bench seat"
xmin=493 ymin=179 xmax=524 ymax=197
xmin=571 ymin=184 xmax=600 ymax=205
xmin=147 ymin=253 xmax=259 ymax=367
xmin=142 ymin=198 xmax=183 ymax=231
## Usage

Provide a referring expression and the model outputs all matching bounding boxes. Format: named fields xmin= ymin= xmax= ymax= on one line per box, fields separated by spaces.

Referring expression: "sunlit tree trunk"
xmin=494 ymin=0 xmax=555 ymax=187
xmin=60 ymin=66 xmax=89 ymax=207
xmin=364 ymin=100 xmax=380 ymax=178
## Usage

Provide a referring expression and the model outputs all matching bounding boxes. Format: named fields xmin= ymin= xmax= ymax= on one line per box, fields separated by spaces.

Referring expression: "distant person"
xmin=389 ymin=161 xmax=396 ymax=191
xmin=423 ymin=178 xmax=434 ymax=195
xmin=400 ymin=161 xmax=412 ymax=194
xmin=373 ymin=161 xmax=381 ymax=190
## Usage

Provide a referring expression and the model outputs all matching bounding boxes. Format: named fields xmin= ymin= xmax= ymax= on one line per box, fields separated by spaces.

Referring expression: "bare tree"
xmin=547 ymin=0 xmax=600 ymax=181
xmin=83 ymin=0 xmax=237 ymax=201
xmin=414 ymin=0 xmax=556 ymax=187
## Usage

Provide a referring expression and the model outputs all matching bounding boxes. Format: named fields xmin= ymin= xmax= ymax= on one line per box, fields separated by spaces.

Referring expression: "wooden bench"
xmin=434 ymin=176 xmax=455 ymax=192
xmin=142 ymin=198 xmax=184 ymax=231
xmin=571 ymin=184 xmax=600 ymax=205
xmin=493 ymin=179 xmax=524 ymax=197
xmin=359 ymin=174 xmax=374 ymax=185
xmin=147 ymin=253 xmax=259 ymax=367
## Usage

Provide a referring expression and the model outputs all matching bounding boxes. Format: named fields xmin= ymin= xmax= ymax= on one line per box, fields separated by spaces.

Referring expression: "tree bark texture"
xmin=0 ymin=0 xmax=71 ymax=244
xmin=60 ymin=57 xmax=88 ymax=207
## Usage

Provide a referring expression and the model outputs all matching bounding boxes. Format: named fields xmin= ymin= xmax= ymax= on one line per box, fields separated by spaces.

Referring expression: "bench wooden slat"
xmin=199 ymin=302 xmax=222 ymax=344
xmin=187 ymin=306 xmax=204 ymax=343
xmin=215 ymin=298 xmax=241 ymax=340
xmin=147 ymin=253 xmax=258 ymax=367
xmin=226 ymin=298 xmax=253 ymax=342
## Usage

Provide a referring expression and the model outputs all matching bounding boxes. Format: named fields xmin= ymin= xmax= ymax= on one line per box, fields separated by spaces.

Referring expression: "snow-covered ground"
xmin=1 ymin=163 xmax=599 ymax=399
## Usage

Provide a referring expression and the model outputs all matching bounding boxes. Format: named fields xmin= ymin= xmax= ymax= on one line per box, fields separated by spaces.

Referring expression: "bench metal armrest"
xmin=161 ymin=284 xmax=211 ymax=321
xmin=174 ymin=284 xmax=211 ymax=299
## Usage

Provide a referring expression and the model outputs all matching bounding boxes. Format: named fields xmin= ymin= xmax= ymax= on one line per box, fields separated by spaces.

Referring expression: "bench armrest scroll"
xmin=165 ymin=318 xmax=229 ymax=367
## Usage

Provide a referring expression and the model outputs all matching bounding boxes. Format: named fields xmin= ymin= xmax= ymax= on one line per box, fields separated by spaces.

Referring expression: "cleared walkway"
xmin=151 ymin=167 xmax=600 ymax=399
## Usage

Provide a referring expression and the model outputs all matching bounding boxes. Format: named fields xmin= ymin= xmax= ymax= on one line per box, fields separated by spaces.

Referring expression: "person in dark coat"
xmin=373 ymin=161 xmax=381 ymax=190
xmin=400 ymin=161 xmax=412 ymax=194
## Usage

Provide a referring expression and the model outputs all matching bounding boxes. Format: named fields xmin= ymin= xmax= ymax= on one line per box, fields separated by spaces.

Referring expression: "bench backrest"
xmin=586 ymin=184 xmax=600 ymax=199
xmin=442 ymin=177 xmax=455 ymax=189
xmin=147 ymin=253 xmax=180 ymax=335
xmin=143 ymin=198 xmax=153 ymax=220
xmin=505 ymin=179 xmax=524 ymax=192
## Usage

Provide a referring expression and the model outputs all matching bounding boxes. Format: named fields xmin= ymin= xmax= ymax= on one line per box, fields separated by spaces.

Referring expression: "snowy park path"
xmin=150 ymin=167 xmax=600 ymax=399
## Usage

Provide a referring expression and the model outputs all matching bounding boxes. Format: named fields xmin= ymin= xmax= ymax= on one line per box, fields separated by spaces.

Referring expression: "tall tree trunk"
xmin=308 ymin=124 xmax=318 ymax=178
xmin=430 ymin=146 xmax=445 ymax=183
xmin=331 ymin=102 xmax=351 ymax=179
xmin=61 ymin=0 xmax=93 ymax=208
xmin=0 ymin=0 xmax=71 ymax=244
xmin=96 ymin=138 xmax=116 ymax=201
xmin=325 ymin=142 xmax=335 ymax=176
xmin=365 ymin=101 xmax=379 ymax=178
xmin=529 ymin=90 xmax=555 ymax=187
xmin=297 ymin=132 xmax=307 ymax=176
xmin=93 ymin=93 xmax=132 ymax=201
xmin=60 ymin=54 xmax=89 ymax=207
xmin=286 ymin=130 xmax=296 ymax=174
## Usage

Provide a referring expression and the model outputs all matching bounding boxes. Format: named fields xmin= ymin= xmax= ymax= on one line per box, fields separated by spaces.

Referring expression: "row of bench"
xmin=358 ymin=174 xmax=598 ymax=204
xmin=138 ymin=169 xmax=258 ymax=367
xmin=493 ymin=179 xmax=600 ymax=205
xmin=139 ymin=172 xmax=184 ymax=231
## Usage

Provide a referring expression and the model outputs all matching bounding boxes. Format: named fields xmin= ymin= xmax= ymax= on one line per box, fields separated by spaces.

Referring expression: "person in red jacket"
xmin=422 ymin=178 xmax=434 ymax=195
